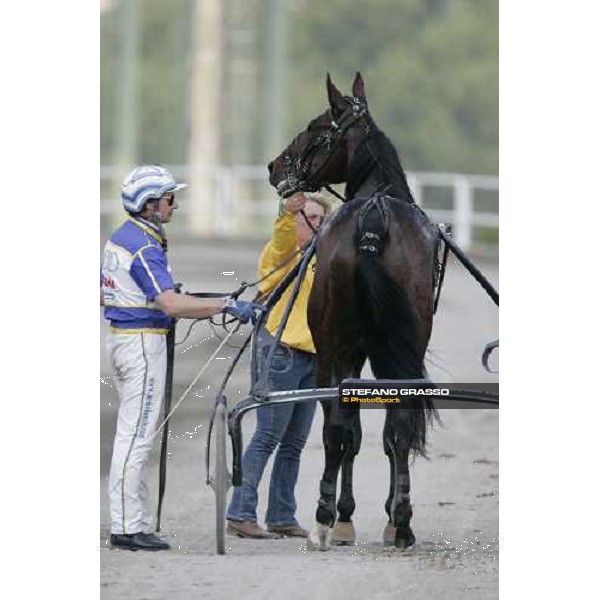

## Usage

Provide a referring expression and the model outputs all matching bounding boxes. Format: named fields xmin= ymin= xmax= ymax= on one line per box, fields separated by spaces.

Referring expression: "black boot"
xmin=110 ymin=532 xmax=171 ymax=551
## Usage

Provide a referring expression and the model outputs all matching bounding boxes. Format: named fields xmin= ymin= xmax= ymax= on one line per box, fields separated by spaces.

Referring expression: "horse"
xmin=267 ymin=73 xmax=440 ymax=550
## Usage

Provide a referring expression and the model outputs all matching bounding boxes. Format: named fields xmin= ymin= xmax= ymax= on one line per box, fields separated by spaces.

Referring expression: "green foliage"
xmin=101 ymin=0 xmax=193 ymax=165
xmin=136 ymin=0 xmax=192 ymax=164
xmin=101 ymin=0 xmax=497 ymax=175
xmin=289 ymin=0 xmax=498 ymax=174
xmin=100 ymin=7 xmax=120 ymax=164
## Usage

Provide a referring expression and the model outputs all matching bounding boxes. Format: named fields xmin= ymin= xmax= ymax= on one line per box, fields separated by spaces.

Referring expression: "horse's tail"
xmin=355 ymin=196 xmax=436 ymax=454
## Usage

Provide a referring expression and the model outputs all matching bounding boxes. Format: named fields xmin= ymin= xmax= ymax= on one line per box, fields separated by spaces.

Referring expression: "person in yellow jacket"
xmin=227 ymin=192 xmax=330 ymax=539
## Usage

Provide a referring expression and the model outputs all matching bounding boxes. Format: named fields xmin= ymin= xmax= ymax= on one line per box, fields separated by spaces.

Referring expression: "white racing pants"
xmin=106 ymin=331 xmax=167 ymax=534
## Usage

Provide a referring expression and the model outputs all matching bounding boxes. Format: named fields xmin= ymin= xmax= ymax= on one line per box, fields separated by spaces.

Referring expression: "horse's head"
xmin=268 ymin=72 xmax=372 ymax=198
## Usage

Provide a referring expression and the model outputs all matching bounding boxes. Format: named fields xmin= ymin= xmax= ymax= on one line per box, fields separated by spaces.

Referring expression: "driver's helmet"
xmin=121 ymin=165 xmax=187 ymax=213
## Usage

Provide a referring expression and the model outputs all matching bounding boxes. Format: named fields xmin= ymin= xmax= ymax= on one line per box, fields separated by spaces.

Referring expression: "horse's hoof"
xmin=383 ymin=522 xmax=396 ymax=546
xmin=394 ymin=526 xmax=415 ymax=549
xmin=306 ymin=523 xmax=331 ymax=552
xmin=331 ymin=521 xmax=356 ymax=546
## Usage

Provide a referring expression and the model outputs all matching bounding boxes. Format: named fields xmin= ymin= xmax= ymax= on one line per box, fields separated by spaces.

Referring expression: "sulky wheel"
xmin=214 ymin=401 xmax=230 ymax=555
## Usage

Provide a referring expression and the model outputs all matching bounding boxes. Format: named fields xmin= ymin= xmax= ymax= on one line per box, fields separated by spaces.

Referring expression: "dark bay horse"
xmin=268 ymin=73 xmax=439 ymax=550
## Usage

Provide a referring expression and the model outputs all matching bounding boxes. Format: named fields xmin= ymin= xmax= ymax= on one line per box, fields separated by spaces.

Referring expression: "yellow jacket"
xmin=258 ymin=212 xmax=316 ymax=353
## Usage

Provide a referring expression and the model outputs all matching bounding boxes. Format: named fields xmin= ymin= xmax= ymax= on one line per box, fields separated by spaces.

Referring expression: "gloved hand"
xmin=223 ymin=298 xmax=263 ymax=324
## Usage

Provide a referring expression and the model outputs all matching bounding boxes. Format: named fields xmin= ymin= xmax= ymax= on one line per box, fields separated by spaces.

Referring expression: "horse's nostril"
xmin=267 ymin=161 xmax=273 ymax=174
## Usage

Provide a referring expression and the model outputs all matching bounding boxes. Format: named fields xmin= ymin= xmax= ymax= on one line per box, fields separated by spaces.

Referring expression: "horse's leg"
xmin=308 ymin=266 xmax=363 ymax=550
xmin=382 ymin=410 xmax=397 ymax=545
xmin=330 ymin=413 xmax=361 ymax=545
xmin=383 ymin=408 xmax=415 ymax=548
xmin=391 ymin=446 xmax=415 ymax=549
xmin=307 ymin=400 xmax=346 ymax=551
xmin=331 ymin=349 xmax=365 ymax=545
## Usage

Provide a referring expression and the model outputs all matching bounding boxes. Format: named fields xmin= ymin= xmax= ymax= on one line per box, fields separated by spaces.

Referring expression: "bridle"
xmin=280 ymin=96 xmax=372 ymax=199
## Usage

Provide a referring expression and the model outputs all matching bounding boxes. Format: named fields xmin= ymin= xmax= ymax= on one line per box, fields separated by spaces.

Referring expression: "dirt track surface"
xmin=100 ymin=238 xmax=498 ymax=600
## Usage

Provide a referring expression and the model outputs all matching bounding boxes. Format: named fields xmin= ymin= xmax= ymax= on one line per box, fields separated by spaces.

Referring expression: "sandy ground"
xmin=100 ymin=238 xmax=498 ymax=600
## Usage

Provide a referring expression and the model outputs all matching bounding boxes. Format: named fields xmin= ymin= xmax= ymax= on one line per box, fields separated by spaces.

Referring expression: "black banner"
xmin=338 ymin=380 xmax=499 ymax=409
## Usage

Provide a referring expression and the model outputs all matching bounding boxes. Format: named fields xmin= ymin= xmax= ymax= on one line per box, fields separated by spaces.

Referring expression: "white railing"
xmin=101 ymin=165 xmax=498 ymax=249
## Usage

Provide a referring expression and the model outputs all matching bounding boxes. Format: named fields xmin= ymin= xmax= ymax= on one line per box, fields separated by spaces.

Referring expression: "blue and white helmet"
xmin=121 ymin=165 xmax=187 ymax=213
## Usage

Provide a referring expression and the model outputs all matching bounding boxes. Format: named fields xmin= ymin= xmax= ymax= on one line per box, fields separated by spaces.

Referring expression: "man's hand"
xmin=283 ymin=193 xmax=306 ymax=214
xmin=223 ymin=299 xmax=264 ymax=324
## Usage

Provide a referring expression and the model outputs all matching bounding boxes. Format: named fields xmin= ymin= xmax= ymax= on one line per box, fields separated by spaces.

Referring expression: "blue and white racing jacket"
xmin=101 ymin=216 xmax=175 ymax=333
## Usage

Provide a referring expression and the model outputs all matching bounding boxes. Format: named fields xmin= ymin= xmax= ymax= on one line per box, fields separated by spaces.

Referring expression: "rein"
xmin=154 ymin=233 xmax=319 ymax=438
xmin=299 ymin=208 xmax=319 ymax=235
xmin=151 ymin=325 xmax=242 ymax=442
xmin=324 ymin=184 xmax=347 ymax=202
xmin=153 ymin=198 xmax=323 ymax=523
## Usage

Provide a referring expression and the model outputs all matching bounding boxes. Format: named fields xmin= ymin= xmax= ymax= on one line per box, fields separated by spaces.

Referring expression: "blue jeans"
xmin=227 ymin=338 xmax=317 ymax=526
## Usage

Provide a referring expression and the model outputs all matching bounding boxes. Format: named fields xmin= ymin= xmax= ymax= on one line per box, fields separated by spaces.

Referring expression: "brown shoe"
xmin=226 ymin=520 xmax=282 ymax=539
xmin=267 ymin=523 xmax=309 ymax=538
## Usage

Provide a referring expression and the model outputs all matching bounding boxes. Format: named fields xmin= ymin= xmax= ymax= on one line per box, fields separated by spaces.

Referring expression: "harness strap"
xmin=438 ymin=228 xmax=499 ymax=306
xmin=324 ymin=184 xmax=347 ymax=202
xmin=433 ymin=225 xmax=451 ymax=314
xmin=357 ymin=193 xmax=390 ymax=255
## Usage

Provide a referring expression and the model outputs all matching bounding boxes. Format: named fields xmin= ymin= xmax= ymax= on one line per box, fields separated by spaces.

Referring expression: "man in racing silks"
xmin=101 ymin=165 xmax=261 ymax=551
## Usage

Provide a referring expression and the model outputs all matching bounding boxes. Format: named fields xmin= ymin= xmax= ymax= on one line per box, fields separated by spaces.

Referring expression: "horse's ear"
xmin=326 ymin=73 xmax=343 ymax=108
xmin=352 ymin=72 xmax=365 ymax=98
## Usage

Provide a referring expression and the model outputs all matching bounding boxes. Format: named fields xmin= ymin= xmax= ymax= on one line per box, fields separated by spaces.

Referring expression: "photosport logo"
xmin=338 ymin=380 xmax=499 ymax=409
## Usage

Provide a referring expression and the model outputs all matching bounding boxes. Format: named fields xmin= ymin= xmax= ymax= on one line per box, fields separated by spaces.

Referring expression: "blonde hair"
xmin=304 ymin=191 xmax=332 ymax=216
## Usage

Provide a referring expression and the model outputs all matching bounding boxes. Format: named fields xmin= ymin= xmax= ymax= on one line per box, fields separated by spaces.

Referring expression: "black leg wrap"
xmin=320 ymin=480 xmax=336 ymax=497
xmin=337 ymin=497 xmax=355 ymax=522
xmin=393 ymin=500 xmax=413 ymax=528
xmin=317 ymin=480 xmax=337 ymax=526
xmin=316 ymin=503 xmax=335 ymax=527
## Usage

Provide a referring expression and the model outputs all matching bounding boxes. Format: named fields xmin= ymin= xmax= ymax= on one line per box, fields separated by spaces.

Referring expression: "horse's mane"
xmin=345 ymin=127 xmax=416 ymax=203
